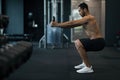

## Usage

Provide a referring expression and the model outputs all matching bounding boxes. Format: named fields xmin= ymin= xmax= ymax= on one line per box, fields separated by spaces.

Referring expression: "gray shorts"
xmin=79 ymin=38 xmax=105 ymax=51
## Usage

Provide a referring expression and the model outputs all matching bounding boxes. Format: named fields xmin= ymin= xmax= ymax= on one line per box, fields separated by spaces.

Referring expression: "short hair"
xmin=78 ymin=2 xmax=89 ymax=10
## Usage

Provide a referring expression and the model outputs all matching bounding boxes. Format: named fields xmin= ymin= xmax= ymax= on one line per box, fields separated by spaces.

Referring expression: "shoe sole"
xmin=76 ymin=70 xmax=94 ymax=73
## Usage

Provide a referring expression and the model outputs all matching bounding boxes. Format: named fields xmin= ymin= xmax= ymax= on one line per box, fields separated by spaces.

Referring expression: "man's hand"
xmin=51 ymin=21 xmax=59 ymax=27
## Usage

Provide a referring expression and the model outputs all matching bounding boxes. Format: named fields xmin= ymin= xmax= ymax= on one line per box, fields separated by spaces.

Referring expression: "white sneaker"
xmin=76 ymin=66 xmax=94 ymax=73
xmin=74 ymin=62 xmax=85 ymax=69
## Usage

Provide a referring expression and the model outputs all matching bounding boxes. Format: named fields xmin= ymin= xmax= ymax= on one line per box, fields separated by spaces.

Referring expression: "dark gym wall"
xmin=0 ymin=0 xmax=1 ymax=13
xmin=24 ymin=0 xmax=44 ymax=41
xmin=1 ymin=0 xmax=6 ymax=14
xmin=105 ymin=0 xmax=120 ymax=46
xmin=4 ymin=0 xmax=24 ymax=34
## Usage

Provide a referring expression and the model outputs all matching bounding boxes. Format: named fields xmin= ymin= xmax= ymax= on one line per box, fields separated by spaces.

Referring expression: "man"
xmin=51 ymin=2 xmax=105 ymax=73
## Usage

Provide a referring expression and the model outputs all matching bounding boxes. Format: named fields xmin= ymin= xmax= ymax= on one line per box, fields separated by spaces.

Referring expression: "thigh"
xmin=79 ymin=38 xmax=92 ymax=51
xmin=79 ymin=38 xmax=105 ymax=51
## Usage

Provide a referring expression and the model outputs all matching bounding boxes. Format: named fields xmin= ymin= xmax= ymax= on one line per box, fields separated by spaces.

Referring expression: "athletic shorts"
xmin=79 ymin=38 xmax=105 ymax=51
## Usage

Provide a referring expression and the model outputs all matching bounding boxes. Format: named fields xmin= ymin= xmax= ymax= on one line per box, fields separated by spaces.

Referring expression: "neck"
xmin=85 ymin=11 xmax=90 ymax=16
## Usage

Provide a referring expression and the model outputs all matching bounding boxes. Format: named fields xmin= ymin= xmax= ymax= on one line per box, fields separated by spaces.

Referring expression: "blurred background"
xmin=0 ymin=0 xmax=120 ymax=48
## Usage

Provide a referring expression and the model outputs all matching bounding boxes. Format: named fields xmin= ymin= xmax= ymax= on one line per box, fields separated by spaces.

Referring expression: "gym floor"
xmin=6 ymin=44 xmax=120 ymax=80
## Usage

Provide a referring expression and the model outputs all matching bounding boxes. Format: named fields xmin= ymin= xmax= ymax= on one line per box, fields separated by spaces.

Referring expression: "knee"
xmin=74 ymin=39 xmax=83 ymax=49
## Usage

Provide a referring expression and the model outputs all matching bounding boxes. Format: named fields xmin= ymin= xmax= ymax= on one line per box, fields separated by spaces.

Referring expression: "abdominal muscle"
xmin=85 ymin=30 xmax=103 ymax=39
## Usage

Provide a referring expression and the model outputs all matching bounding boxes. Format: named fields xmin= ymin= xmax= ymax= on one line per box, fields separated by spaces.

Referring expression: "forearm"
xmin=57 ymin=21 xmax=73 ymax=28
xmin=57 ymin=20 xmax=81 ymax=28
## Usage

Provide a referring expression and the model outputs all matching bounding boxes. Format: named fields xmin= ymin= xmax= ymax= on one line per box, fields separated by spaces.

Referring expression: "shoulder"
xmin=84 ymin=15 xmax=96 ymax=22
xmin=84 ymin=15 xmax=94 ymax=19
xmin=81 ymin=15 xmax=92 ymax=22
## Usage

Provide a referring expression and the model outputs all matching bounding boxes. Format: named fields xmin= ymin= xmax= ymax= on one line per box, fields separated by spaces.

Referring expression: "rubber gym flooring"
xmin=6 ymin=44 xmax=120 ymax=80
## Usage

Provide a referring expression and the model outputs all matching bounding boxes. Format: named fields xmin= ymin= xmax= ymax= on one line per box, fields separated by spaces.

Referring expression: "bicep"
xmin=74 ymin=16 xmax=89 ymax=25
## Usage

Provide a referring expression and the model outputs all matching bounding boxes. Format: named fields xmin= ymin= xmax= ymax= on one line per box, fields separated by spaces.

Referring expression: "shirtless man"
xmin=51 ymin=2 xmax=105 ymax=73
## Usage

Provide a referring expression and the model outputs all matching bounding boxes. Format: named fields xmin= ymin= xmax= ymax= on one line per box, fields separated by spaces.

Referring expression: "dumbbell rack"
xmin=0 ymin=41 xmax=33 ymax=79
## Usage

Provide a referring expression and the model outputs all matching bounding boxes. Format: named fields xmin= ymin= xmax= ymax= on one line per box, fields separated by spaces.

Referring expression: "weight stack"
xmin=0 ymin=41 xmax=33 ymax=79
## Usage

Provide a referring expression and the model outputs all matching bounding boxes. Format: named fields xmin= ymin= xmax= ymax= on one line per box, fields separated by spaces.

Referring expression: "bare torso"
xmin=51 ymin=14 xmax=103 ymax=40
xmin=83 ymin=15 xmax=102 ymax=39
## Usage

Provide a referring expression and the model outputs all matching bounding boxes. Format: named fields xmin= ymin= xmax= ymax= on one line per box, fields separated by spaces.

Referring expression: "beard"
xmin=80 ymin=12 xmax=85 ymax=17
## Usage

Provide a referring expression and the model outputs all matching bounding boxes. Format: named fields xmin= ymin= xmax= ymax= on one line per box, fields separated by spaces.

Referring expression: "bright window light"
xmin=85 ymin=0 xmax=90 ymax=1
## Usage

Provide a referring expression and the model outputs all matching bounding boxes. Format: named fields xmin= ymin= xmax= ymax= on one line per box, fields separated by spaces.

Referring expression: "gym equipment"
xmin=0 ymin=41 xmax=33 ymax=79
xmin=39 ymin=0 xmax=69 ymax=48
xmin=52 ymin=16 xmax=55 ymax=22
xmin=6 ymin=34 xmax=31 ymax=41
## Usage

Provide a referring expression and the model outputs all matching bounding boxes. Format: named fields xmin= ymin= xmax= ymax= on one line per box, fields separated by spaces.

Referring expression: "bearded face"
xmin=78 ymin=7 xmax=85 ymax=17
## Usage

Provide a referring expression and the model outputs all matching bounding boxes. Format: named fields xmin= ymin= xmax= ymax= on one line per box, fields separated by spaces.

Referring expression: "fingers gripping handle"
xmin=52 ymin=16 xmax=55 ymax=22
